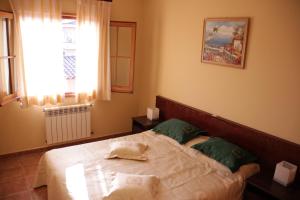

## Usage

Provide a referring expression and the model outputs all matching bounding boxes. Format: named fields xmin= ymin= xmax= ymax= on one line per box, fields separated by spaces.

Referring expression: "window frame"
xmin=110 ymin=21 xmax=136 ymax=93
xmin=0 ymin=11 xmax=16 ymax=106
xmin=61 ymin=17 xmax=137 ymax=94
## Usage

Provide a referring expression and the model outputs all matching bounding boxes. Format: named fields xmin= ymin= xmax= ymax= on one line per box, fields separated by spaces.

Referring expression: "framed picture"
xmin=201 ymin=18 xmax=249 ymax=68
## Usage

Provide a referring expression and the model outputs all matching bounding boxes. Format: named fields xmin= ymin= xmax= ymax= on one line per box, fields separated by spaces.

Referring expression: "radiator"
xmin=44 ymin=104 xmax=92 ymax=144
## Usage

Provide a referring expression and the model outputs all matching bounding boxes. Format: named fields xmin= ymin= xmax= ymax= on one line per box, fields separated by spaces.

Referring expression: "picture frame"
xmin=201 ymin=18 xmax=249 ymax=68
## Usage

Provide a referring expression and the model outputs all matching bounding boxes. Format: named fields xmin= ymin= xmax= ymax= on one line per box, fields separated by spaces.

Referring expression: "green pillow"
xmin=152 ymin=118 xmax=208 ymax=144
xmin=192 ymin=137 xmax=257 ymax=172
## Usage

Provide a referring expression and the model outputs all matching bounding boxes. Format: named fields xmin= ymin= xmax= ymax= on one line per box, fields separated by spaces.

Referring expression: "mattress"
xmin=34 ymin=130 xmax=259 ymax=200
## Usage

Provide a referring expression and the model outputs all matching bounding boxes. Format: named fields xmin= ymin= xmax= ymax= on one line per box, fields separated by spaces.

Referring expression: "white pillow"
xmin=103 ymin=173 xmax=160 ymax=200
xmin=105 ymin=141 xmax=148 ymax=161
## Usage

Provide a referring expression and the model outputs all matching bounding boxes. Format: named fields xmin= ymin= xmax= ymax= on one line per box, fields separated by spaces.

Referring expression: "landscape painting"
xmin=201 ymin=18 xmax=249 ymax=68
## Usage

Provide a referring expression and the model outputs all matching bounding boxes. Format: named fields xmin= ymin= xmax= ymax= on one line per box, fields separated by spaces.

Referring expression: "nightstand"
xmin=244 ymin=170 xmax=300 ymax=200
xmin=132 ymin=116 xmax=160 ymax=134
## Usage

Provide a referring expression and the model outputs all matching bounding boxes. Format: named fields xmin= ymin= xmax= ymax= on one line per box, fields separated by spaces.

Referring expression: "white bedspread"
xmin=34 ymin=130 xmax=259 ymax=200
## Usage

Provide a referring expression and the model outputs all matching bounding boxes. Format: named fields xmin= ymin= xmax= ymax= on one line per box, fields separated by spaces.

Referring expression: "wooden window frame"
xmin=110 ymin=21 xmax=136 ymax=93
xmin=0 ymin=11 xmax=17 ymax=106
xmin=61 ymin=15 xmax=137 ymax=94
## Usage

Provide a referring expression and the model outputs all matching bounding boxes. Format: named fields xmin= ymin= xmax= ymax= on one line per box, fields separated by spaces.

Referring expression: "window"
xmin=1 ymin=13 xmax=124 ymax=105
xmin=62 ymin=17 xmax=76 ymax=94
xmin=62 ymin=19 xmax=136 ymax=94
xmin=110 ymin=21 xmax=136 ymax=93
xmin=0 ymin=11 xmax=16 ymax=106
xmin=9 ymin=0 xmax=111 ymax=106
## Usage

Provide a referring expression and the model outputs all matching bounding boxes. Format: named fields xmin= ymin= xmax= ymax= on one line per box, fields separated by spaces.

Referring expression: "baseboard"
xmin=0 ymin=131 xmax=132 ymax=159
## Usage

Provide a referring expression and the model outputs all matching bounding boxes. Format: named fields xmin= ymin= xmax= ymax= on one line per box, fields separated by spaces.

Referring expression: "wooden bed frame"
xmin=156 ymin=96 xmax=300 ymax=182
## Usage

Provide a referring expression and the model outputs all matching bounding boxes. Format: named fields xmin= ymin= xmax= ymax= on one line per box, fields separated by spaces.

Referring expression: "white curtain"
xmin=10 ymin=0 xmax=112 ymax=106
xmin=76 ymin=0 xmax=111 ymax=102
xmin=10 ymin=0 xmax=65 ymax=105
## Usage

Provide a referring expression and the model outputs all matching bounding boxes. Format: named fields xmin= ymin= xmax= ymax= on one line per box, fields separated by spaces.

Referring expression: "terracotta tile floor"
xmin=0 ymin=152 xmax=47 ymax=200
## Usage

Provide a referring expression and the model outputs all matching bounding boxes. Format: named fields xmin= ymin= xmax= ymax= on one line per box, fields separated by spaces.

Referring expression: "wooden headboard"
xmin=156 ymin=96 xmax=300 ymax=182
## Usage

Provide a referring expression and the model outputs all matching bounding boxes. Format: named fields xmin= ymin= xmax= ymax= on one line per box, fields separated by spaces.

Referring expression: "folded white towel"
xmin=103 ymin=173 xmax=160 ymax=200
xmin=105 ymin=141 xmax=148 ymax=161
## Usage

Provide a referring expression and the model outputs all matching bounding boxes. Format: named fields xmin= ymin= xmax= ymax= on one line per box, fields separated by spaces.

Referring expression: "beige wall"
xmin=0 ymin=0 xmax=145 ymax=155
xmin=141 ymin=0 xmax=300 ymax=144
xmin=1 ymin=0 xmax=300 ymax=155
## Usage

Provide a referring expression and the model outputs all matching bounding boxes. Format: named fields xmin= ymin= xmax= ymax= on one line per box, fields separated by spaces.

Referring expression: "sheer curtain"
xmin=76 ymin=0 xmax=111 ymax=102
xmin=10 ymin=0 xmax=112 ymax=106
xmin=10 ymin=0 xmax=65 ymax=106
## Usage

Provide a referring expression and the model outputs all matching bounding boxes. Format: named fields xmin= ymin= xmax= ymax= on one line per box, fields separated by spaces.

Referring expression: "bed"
xmin=34 ymin=129 xmax=259 ymax=200
xmin=33 ymin=96 xmax=300 ymax=200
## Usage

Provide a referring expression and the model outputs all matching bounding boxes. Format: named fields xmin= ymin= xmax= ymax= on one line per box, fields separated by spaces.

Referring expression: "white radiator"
xmin=44 ymin=104 xmax=92 ymax=144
